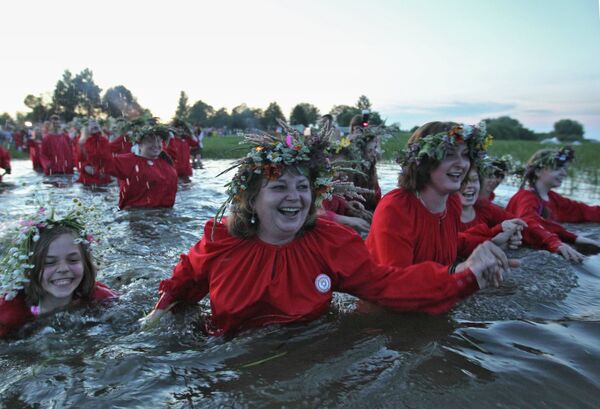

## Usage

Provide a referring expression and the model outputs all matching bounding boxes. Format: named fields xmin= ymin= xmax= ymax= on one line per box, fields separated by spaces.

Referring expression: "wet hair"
xmin=24 ymin=225 xmax=97 ymax=306
xmin=227 ymin=166 xmax=318 ymax=240
xmin=399 ymin=121 xmax=471 ymax=192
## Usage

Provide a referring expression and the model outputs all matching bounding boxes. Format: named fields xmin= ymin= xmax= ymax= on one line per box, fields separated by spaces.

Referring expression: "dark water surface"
xmin=1 ymin=160 xmax=600 ymax=408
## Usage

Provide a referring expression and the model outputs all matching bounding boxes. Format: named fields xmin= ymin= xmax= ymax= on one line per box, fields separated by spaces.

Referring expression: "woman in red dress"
xmin=76 ymin=120 xmax=113 ymax=186
xmin=111 ymin=124 xmax=178 ymax=209
xmin=506 ymin=147 xmax=600 ymax=262
xmin=366 ymin=121 xmax=518 ymax=273
xmin=0 ymin=144 xmax=11 ymax=183
xmin=141 ymin=124 xmax=513 ymax=336
xmin=39 ymin=115 xmax=75 ymax=175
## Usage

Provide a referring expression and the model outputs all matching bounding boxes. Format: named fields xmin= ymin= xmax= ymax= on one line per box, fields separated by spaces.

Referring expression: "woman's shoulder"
xmin=0 ymin=292 xmax=32 ymax=326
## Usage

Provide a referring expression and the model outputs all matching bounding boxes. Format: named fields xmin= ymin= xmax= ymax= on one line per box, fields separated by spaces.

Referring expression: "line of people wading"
xmin=1 ymin=114 xmax=599 ymax=338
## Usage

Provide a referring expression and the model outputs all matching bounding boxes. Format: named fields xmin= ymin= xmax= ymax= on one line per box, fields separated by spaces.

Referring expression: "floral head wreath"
xmin=171 ymin=118 xmax=194 ymax=137
xmin=482 ymin=154 xmax=518 ymax=178
xmin=331 ymin=125 xmax=391 ymax=163
xmin=213 ymin=120 xmax=337 ymax=225
xmin=0 ymin=198 xmax=110 ymax=301
xmin=530 ymin=146 xmax=575 ymax=170
xmin=122 ymin=115 xmax=170 ymax=143
xmin=396 ymin=121 xmax=493 ymax=167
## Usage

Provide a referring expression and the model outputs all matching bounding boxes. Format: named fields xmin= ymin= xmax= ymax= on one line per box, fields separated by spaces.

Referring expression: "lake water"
xmin=1 ymin=159 xmax=599 ymax=408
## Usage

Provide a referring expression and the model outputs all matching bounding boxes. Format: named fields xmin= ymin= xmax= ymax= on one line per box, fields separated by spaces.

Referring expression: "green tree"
xmin=175 ymin=91 xmax=190 ymax=119
xmin=329 ymin=105 xmax=360 ymax=127
xmin=207 ymin=107 xmax=231 ymax=128
xmin=290 ymin=103 xmax=320 ymax=127
xmin=188 ymin=99 xmax=215 ymax=126
xmin=0 ymin=113 xmax=13 ymax=126
xmin=52 ymin=70 xmax=78 ymax=121
xmin=24 ymin=94 xmax=51 ymax=122
xmin=102 ymin=85 xmax=143 ymax=118
xmin=484 ymin=116 xmax=536 ymax=140
xmin=231 ymin=104 xmax=262 ymax=129
xmin=261 ymin=102 xmax=285 ymax=130
xmin=356 ymin=95 xmax=372 ymax=111
xmin=554 ymin=119 xmax=584 ymax=142
xmin=73 ymin=68 xmax=102 ymax=117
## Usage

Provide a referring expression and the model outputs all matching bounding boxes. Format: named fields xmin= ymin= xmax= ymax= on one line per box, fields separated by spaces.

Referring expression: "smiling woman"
xmin=141 ymin=122 xmax=512 ymax=336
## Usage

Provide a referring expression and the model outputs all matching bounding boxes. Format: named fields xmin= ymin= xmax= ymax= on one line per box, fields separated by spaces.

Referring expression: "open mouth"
xmin=278 ymin=207 xmax=301 ymax=217
xmin=461 ymin=190 xmax=476 ymax=200
xmin=50 ymin=277 xmax=75 ymax=287
xmin=447 ymin=171 xmax=463 ymax=182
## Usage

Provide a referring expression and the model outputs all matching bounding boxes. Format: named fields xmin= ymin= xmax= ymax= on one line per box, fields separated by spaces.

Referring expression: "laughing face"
xmin=536 ymin=164 xmax=568 ymax=190
xmin=254 ymin=170 xmax=312 ymax=245
xmin=428 ymin=142 xmax=470 ymax=195
xmin=139 ymin=134 xmax=162 ymax=159
xmin=460 ymin=168 xmax=480 ymax=207
xmin=41 ymin=233 xmax=84 ymax=303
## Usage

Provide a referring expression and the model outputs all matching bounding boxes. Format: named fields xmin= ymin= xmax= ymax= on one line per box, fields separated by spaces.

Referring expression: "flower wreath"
xmin=396 ymin=121 xmax=493 ymax=167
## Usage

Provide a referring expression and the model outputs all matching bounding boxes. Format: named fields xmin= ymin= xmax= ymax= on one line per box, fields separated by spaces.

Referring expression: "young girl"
xmin=110 ymin=123 xmax=178 ymax=209
xmin=367 ymin=121 xmax=517 ymax=272
xmin=506 ymin=147 xmax=600 ymax=262
xmin=165 ymin=119 xmax=198 ymax=182
xmin=0 ymin=205 xmax=117 ymax=338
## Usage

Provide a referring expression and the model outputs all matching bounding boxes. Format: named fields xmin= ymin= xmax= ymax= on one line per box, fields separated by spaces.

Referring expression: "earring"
xmin=250 ymin=212 xmax=256 ymax=224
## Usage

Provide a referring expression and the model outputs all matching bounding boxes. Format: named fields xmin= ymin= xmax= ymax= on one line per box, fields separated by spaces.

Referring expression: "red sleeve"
xmin=549 ymin=191 xmax=600 ymax=223
xmin=39 ymin=136 xmax=52 ymax=170
xmin=0 ymin=148 xmax=10 ymax=169
xmin=91 ymin=282 xmax=118 ymax=301
xmin=0 ymin=294 xmax=33 ymax=338
xmin=156 ymin=221 xmax=220 ymax=309
xmin=458 ymin=223 xmax=503 ymax=250
xmin=323 ymin=223 xmax=479 ymax=314
xmin=367 ymin=194 xmax=416 ymax=268
xmin=507 ymin=190 xmax=568 ymax=252
xmin=184 ymin=135 xmax=199 ymax=147
xmin=321 ymin=195 xmax=350 ymax=216
xmin=109 ymin=153 xmax=134 ymax=179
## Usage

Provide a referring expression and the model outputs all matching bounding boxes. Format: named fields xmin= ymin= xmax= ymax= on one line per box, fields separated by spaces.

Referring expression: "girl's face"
xmin=480 ymin=172 xmax=504 ymax=199
xmin=428 ymin=142 xmax=470 ymax=194
xmin=254 ymin=171 xmax=312 ymax=245
xmin=536 ymin=164 xmax=568 ymax=190
xmin=460 ymin=169 xmax=480 ymax=207
xmin=365 ymin=140 xmax=379 ymax=162
xmin=41 ymin=233 xmax=84 ymax=302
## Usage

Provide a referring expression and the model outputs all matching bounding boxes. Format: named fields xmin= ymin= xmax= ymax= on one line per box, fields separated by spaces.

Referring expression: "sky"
xmin=1 ymin=0 xmax=599 ymax=137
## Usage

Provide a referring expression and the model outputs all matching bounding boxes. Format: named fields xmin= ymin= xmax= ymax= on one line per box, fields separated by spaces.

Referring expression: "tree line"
xmin=0 ymin=68 xmax=588 ymax=141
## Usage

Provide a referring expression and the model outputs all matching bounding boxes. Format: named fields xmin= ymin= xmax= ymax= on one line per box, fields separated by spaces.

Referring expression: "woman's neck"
xmin=39 ymin=294 xmax=73 ymax=315
xmin=534 ymin=180 xmax=550 ymax=201
xmin=461 ymin=205 xmax=476 ymax=223
xmin=417 ymin=185 xmax=449 ymax=213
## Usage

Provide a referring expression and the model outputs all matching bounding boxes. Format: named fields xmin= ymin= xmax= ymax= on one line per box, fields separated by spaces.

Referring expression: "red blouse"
xmin=507 ymin=189 xmax=600 ymax=251
xmin=156 ymin=218 xmax=479 ymax=335
xmin=366 ymin=189 xmax=486 ymax=269
xmin=40 ymin=133 xmax=75 ymax=175
xmin=27 ymin=140 xmax=43 ymax=172
xmin=111 ymin=153 xmax=178 ymax=209
xmin=0 ymin=147 xmax=10 ymax=183
xmin=109 ymin=135 xmax=133 ymax=157
xmin=165 ymin=137 xmax=193 ymax=178
xmin=0 ymin=282 xmax=117 ymax=338
xmin=76 ymin=133 xmax=114 ymax=186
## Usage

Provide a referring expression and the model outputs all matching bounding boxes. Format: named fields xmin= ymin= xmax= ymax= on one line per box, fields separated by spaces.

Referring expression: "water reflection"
xmin=0 ymin=159 xmax=599 ymax=407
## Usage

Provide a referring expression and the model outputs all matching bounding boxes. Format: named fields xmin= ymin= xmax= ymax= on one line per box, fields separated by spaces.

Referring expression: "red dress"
xmin=321 ymin=195 xmax=351 ymax=221
xmin=507 ymin=189 xmax=600 ymax=251
xmin=76 ymin=133 xmax=113 ymax=186
xmin=111 ymin=153 xmax=178 ymax=209
xmin=165 ymin=137 xmax=193 ymax=178
xmin=27 ymin=139 xmax=43 ymax=172
xmin=0 ymin=282 xmax=117 ymax=338
xmin=366 ymin=189 xmax=487 ymax=269
xmin=156 ymin=218 xmax=479 ymax=335
xmin=0 ymin=147 xmax=10 ymax=183
xmin=40 ymin=133 xmax=75 ymax=175
xmin=109 ymin=135 xmax=132 ymax=157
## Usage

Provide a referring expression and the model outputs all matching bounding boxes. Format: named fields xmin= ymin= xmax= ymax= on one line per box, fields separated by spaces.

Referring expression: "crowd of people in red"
xmin=1 ymin=115 xmax=599 ymax=339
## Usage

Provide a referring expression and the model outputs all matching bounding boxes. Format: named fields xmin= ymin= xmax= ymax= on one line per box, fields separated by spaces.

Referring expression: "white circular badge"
xmin=314 ymin=274 xmax=331 ymax=293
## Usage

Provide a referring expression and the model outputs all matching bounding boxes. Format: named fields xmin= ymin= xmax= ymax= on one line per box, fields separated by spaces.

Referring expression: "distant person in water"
xmin=110 ymin=123 xmax=178 ymax=209
xmin=506 ymin=146 xmax=600 ymax=262
xmin=76 ymin=120 xmax=113 ymax=186
xmin=0 ymin=143 xmax=11 ymax=183
xmin=166 ymin=118 xmax=198 ymax=182
xmin=0 ymin=202 xmax=117 ymax=338
xmin=40 ymin=115 xmax=75 ymax=175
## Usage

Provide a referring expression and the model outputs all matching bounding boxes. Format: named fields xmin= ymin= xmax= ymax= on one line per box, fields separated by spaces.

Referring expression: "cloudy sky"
xmin=1 ymin=0 xmax=599 ymax=137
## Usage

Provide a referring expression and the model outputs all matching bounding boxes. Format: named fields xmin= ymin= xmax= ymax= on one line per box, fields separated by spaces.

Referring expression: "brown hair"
xmin=24 ymin=226 xmax=97 ymax=305
xmin=520 ymin=149 xmax=562 ymax=189
xmin=227 ymin=166 xmax=318 ymax=239
xmin=399 ymin=121 xmax=463 ymax=192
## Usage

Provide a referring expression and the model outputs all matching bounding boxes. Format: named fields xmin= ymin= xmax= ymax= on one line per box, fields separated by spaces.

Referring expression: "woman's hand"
xmin=335 ymin=215 xmax=370 ymax=235
xmin=501 ymin=218 xmax=527 ymax=233
xmin=557 ymin=243 xmax=585 ymax=263
xmin=139 ymin=308 xmax=169 ymax=331
xmin=84 ymin=165 xmax=95 ymax=175
xmin=456 ymin=241 xmax=519 ymax=289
